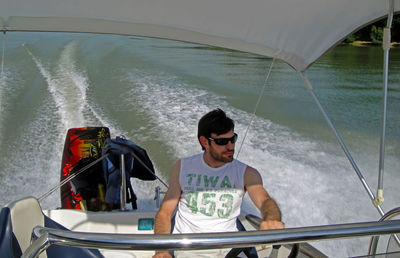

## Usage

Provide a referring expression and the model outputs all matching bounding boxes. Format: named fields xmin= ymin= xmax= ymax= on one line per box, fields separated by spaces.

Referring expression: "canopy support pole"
xmin=375 ymin=0 xmax=395 ymax=207
xmin=299 ymin=72 xmax=384 ymax=217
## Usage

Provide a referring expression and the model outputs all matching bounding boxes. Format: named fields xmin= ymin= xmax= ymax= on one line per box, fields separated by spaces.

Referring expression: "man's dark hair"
xmin=198 ymin=108 xmax=234 ymax=150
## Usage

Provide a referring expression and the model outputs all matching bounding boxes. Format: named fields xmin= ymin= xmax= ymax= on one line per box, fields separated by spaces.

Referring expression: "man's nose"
xmin=226 ymin=141 xmax=235 ymax=148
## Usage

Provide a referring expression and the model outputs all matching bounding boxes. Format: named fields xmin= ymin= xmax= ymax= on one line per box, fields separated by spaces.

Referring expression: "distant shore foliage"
xmin=344 ymin=13 xmax=400 ymax=45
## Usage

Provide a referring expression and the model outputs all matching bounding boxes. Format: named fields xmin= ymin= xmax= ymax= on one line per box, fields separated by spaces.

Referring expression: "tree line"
xmin=345 ymin=14 xmax=400 ymax=43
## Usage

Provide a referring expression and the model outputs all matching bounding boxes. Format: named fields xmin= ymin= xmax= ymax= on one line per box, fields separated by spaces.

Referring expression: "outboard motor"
xmin=60 ymin=127 xmax=111 ymax=211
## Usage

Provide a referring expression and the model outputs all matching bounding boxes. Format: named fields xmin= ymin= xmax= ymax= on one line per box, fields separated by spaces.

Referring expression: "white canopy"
xmin=1 ymin=0 xmax=399 ymax=71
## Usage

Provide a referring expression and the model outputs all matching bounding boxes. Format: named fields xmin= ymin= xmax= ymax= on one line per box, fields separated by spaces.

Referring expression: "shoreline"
xmin=342 ymin=40 xmax=400 ymax=48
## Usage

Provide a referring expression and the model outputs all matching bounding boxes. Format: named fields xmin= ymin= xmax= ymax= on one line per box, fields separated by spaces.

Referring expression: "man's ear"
xmin=199 ymin=136 xmax=209 ymax=150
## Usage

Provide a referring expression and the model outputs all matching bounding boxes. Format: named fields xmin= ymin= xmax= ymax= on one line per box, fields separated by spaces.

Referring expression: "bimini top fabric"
xmin=1 ymin=0 xmax=399 ymax=71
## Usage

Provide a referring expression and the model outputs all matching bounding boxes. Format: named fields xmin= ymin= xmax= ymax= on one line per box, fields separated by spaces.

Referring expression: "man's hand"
xmin=260 ymin=219 xmax=285 ymax=230
xmin=153 ymin=251 xmax=172 ymax=258
xmin=259 ymin=220 xmax=284 ymax=249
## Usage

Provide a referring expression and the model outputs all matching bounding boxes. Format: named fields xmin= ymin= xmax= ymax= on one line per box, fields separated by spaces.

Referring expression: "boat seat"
xmin=0 ymin=206 xmax=23 ymax=257
xmin=6 ymin=196 xmax=46 ymax=257
xmin=5 ymin=196 xmax=103 ymax=258
xmin=43 ymin=216 xmax=103 ymax=258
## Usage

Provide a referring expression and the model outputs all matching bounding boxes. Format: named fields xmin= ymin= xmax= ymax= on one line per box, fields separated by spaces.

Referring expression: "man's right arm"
xmin=244 ymin=166 xmax=284 ymax=230
xmin=153 ymin=160 xmax=182 ymax=257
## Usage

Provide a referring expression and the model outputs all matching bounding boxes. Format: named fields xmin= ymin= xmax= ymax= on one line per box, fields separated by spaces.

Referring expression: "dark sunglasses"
xmin=208 ymin=133 xmax=238 ymax=146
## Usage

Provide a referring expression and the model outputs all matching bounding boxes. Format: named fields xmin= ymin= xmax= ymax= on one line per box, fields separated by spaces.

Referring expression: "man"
xmin=153 ymin=108 xmax=284 ymax=258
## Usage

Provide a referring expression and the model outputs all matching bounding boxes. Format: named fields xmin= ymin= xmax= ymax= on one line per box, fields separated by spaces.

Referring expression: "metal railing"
xmin=120 ymin=154 xmax=127 ymax=210
xmin=23 ymin=219 xmax=400 ymax=258
xmin=369 ymin=207 xmax=400 ymax=255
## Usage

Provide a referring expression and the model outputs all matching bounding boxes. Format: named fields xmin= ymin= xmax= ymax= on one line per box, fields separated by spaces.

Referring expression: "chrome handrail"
xmin=120 ymin=154 xmax=127 ymax=210
xmin=369 ymin=207 xmax=400 ymax=255
xmin=23 ymin=219 xmax=400 ymax=258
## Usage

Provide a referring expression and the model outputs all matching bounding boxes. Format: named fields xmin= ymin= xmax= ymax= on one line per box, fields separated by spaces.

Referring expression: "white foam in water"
xmin=56 ymin=41 xmax=87 ymax=127
xmin=0 ymin=96 xmax=63 ymax=208
xmin=57 ymin=41 xmax=123 ymax=131
xmin=124 ymin=68 xmax=392 ymax=257
xmin=26 ymin=47 xmax=73 ymax=130
xmin=0 ymin=69 xmax=8 ymax=141
xmin=0 ymin=52 xmax=61 ymax=207
xmin=127 ymin=71 xmax=213 ymax=156
xmin=26 ymin=41 xmax=119 ymax=132
xmin=0 ymin=67 xmax=25 ymax=144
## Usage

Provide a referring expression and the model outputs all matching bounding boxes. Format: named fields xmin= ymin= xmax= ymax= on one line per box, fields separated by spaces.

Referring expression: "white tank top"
xmin=173 ymin=153 xmax=246 ymax=234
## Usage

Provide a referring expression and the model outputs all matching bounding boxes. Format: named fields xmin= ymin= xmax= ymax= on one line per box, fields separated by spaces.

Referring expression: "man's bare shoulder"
xmin=243 ymin=165 xmax=263 ymax=188
xmin=244 ymin=165 xmax=261 ymax=177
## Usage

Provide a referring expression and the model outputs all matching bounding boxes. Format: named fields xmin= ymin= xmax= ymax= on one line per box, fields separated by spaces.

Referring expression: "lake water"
xmin=0 ymin=32 xmax=399 ymax=257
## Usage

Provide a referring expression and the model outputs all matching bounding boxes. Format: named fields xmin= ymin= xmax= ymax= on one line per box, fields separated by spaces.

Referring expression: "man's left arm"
xmin=244 ymin=166 xmax=284 ymax=230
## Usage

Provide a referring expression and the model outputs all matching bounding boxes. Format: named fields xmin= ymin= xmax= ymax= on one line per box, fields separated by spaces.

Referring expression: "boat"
xmin=1 ymin=0 xmax=400 ymax=257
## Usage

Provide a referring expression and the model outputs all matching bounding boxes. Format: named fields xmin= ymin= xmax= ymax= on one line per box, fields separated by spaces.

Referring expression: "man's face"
xmin=208 ymin=130 xmax=236 ymax=163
